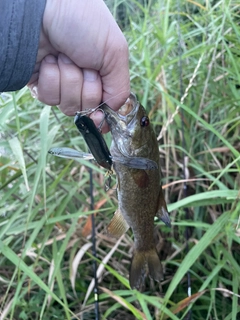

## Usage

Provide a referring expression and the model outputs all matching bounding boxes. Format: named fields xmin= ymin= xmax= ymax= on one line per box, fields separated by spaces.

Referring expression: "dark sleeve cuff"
xmin=0 ymin=0 xmax=46 ymax=91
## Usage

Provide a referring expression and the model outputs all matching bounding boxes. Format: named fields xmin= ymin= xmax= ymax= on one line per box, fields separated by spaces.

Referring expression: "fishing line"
xmin=177 ymin=1 xmax=192 ymax=319
xmin=51 ymin=108 xmax=71 ymax=139
xmin=75 ymin=90 xmax=130 ymax=116
xmin=89 ymin=165 xmax=100 ymax=319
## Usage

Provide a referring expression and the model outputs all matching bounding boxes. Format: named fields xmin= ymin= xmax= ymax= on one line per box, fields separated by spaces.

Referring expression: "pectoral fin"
xmin=156 ymin=188 xmax=171 ymax=227
xmin=112 ymin=155 xmax=158 ymax=170
xmin=107 ymin=208 xmax=129 ymax=238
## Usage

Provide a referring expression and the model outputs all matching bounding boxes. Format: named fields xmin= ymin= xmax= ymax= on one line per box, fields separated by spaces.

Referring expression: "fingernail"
xmin=83 ymin=69 xmax=98 ymax=81
xmin=45 ymin=55 xmax=57 ymax=64
xmin=29 ymin=86 xmax=38 ymax=98
xmin=59 ymin=53 xmax=72 ymax=64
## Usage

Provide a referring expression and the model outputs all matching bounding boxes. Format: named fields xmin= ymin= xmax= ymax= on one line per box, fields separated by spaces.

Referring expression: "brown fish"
xmin=100 ymin=93 xmax=171 ymax=290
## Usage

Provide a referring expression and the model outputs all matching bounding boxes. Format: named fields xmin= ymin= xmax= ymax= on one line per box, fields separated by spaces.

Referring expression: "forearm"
xmin=0 ymin=0 xmax=46 ymax=91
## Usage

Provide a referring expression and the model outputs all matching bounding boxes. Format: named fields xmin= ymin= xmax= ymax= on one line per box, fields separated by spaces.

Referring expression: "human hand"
xmin=28 ymin=0 xmax=130 ymax=130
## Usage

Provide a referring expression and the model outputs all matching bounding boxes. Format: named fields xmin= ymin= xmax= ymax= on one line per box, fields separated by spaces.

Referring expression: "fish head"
xmin=101 ymin=93 xmax=156 ymax=158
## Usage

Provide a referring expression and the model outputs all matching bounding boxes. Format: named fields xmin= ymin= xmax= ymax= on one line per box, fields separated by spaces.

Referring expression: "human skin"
xmin=27 ymin=0 xmax=130 ymax=131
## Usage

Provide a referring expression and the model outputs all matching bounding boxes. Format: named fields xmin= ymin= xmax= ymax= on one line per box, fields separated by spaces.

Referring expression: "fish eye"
xmin=140 ymin=116 xmax=150 ymax=127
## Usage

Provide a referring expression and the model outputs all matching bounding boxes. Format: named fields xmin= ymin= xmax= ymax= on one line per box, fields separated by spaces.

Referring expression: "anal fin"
xmin=107 ymin=208 xmax=129 ymax=238
xmin=156 ymin=188 xmax=171 ymax=227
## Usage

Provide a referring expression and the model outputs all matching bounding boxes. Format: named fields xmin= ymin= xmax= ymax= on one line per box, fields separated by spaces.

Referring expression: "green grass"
xmin=1 ymin=0 xmax=240 ymax=319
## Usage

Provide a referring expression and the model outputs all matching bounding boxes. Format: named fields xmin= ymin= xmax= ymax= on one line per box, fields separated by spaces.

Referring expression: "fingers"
xmin=57 ymin=56 xmax=102 ymax=115
xmin=31 ymin=55 xmax=60 ymax=105
xmin=57 ymin=53 xmax=83 ymax=115
xmin=82 ymin=69 xmax=102 ymax=111
xmin=28 ymin=54 xmax=103 ymax=116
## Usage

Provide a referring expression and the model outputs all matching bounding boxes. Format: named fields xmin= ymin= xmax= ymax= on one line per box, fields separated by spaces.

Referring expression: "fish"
xmin=100 ymin=93 xmax=171 ymax=290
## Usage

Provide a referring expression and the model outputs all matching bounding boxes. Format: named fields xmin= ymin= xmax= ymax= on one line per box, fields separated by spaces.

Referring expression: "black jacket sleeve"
xmin=0 ymin=0 xmax=46 ymax=92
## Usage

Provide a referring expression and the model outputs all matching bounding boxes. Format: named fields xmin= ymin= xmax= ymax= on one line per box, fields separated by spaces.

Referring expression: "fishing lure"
xmin=74 ymin=113 xmax=113 ymax=171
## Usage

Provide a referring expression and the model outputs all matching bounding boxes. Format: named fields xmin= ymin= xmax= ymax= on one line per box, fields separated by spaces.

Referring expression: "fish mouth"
xmin=100 ymin=93 xmax=139 ymax=133
xmin=118 ymin=93 xmax=137 ymax=117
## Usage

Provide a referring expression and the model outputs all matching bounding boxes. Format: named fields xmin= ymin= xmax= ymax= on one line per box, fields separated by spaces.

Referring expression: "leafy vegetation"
xmin=0 ymin=0 xmax=239 ymax=319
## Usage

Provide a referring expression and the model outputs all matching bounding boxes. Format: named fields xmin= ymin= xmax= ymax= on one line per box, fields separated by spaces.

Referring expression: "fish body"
xmin=101 ymin=93 xmax=170 ymax=290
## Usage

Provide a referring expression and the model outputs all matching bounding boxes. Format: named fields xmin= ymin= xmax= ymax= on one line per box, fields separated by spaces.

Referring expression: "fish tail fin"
xmin=129 ymin=248 xmax=163 ymax=290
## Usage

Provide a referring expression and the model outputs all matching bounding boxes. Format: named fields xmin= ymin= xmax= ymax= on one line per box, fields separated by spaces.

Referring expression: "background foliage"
xmin=0 ymin=0 xmax=239 ymax=319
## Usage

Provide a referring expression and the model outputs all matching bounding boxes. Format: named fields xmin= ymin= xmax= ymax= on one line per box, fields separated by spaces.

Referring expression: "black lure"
xmin=74 ymin=113 xmax=113 ymax=171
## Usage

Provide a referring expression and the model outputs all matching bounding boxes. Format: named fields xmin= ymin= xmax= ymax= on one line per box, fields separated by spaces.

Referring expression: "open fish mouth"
xmin=100 ymin=92 xmax=140 ymax=134
xmin=117 ymin=92 xmax=137 ymax=117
